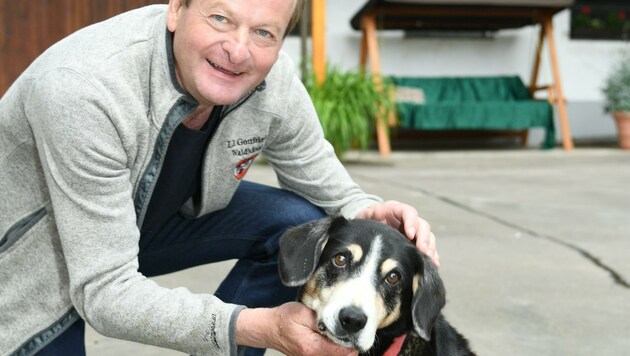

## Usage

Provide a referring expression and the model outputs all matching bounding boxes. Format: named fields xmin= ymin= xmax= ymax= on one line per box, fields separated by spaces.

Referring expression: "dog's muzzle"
xmin=339 ymin=306 xmax=368 ymax=333
xmin=317 ymin=306 xmax=372 ymax=351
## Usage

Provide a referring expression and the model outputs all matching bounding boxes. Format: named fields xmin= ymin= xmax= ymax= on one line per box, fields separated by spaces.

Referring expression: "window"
xmin=570 ymin=0 xmax=630 ymax=40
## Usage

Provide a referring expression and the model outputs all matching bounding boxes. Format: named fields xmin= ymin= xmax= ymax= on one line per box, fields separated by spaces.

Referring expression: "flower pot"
xmin=613 ymin=111 xmax=630 ymax=149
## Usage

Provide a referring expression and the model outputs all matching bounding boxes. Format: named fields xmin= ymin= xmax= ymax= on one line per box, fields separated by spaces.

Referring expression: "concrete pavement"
xmin=85 ymin=148 xmax=630 ymax=356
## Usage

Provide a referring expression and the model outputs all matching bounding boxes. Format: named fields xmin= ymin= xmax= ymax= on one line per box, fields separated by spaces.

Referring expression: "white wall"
xmin=282 ymin=1 xmax=630 ymax=144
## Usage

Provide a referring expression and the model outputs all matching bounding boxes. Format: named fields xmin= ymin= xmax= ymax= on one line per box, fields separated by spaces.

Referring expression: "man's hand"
xmin=236 ymin=302 xmax=357 ymax=356
xmin=356 ymin=200 xmax=439 ymax=267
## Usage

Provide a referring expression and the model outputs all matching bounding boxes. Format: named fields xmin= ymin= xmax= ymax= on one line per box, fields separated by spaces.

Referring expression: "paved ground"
xmin=85 ymin=148 xmax=630 ymax=356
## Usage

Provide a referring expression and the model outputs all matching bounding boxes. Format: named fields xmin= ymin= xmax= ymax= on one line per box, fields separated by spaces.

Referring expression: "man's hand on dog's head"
xmin=356 ymin=200 xmax=440 ymax=267
xmin=236 ymin=302 xmax=357 ymax=356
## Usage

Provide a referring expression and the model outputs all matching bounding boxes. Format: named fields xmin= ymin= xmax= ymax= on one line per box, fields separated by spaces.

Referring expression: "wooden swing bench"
xmin=350 ymin=0 xmax=575 ymax=154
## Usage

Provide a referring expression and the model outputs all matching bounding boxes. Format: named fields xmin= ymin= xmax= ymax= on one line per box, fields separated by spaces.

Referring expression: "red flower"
xmin=619 ymin=12 xmax=626 ymax=20
xmin=581 ymin=6 xmax=591 ymax=15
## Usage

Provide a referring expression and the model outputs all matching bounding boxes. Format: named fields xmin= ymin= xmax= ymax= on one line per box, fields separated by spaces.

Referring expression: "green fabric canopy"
xmin=390 ymin=76 xmax=556 ymax=148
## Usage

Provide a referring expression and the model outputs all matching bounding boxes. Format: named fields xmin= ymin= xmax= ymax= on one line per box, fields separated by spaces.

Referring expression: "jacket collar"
xmin=147 ymin=11 xmax=197 ymax=129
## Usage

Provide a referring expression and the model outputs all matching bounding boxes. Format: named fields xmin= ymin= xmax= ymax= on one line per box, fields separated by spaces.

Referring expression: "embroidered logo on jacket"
xmin=226 ymin=136 xmax=265 ymax=156
xmin=234 ymin=154 xmax=257 ymax=180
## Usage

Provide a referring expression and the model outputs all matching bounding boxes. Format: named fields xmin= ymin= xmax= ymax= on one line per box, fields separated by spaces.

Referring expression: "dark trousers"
xmin=37 ymin=181 xmax=325 ymax=355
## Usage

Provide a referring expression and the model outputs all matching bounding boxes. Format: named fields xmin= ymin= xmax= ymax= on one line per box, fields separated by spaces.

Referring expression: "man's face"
xmin=167 ymin=0 xmax=295 ymax=107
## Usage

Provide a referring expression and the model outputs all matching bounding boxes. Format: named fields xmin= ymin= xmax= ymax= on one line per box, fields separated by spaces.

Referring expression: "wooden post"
xmin=522 ymin=24 xmax=546 ymax=146
xmin=359 ymin=27 xmax=368 ymax=73
xmin=361 ymin=12 xmax=391 ymax=156
xmin=542 ymin=14 xmax=574 ymax=151
xmin=311 ymin=0 xmax=326 ymax=85
xmin=528 ymin=26 xmax=545 ymax=97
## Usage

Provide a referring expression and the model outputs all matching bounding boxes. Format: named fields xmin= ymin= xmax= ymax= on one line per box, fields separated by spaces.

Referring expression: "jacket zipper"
xmin=0 ymin=207 xmax=47 ymax=254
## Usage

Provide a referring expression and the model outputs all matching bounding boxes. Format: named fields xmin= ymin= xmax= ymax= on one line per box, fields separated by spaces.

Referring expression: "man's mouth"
xmin=207 ymin=60 xmax=242 ymax=76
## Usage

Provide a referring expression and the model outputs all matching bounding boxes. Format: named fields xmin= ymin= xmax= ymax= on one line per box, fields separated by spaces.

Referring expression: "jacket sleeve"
xmin=26 ymin=69 xmax=243 ymax=355
xmin=261 ymin=55 xmax=383 ymax=218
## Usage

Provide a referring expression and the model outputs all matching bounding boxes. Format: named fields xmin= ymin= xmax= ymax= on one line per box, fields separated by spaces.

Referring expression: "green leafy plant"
xmin=305 ymin=66 xmax=394 ymax=159
xmin=603 ymin=50 xmax=630 ymax=113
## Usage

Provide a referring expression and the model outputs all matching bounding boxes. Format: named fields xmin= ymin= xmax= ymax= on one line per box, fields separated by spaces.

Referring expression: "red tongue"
xmin=383 ymin=334 xmax=406 ymax=356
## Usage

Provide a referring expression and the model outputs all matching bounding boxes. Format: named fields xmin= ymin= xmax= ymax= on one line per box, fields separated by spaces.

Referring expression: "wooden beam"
xmin=375 ymin=6 xmax=552 ymax=19
xmin=311 ymin=0 xmax=326 ymax=85
xmin=542 ymin=14 xmax=574 ymax=151
xmin=522 ymin=22 xmax=547 ymax=147
xmin=529 ymin=23 xmax=544 ymax=97
xmin=361 ymin=12 xmax=391 ymax=157
xmin=359 ymin=26 xmax=368 ymax=73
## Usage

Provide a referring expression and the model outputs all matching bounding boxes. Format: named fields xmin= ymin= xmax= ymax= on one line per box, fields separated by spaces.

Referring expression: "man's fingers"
xmin=317 ymin=335 xmax=358 ymax=356
xmin=357 ymin=201 xmax=440 ymax=267
xmin=424 ymin=232 xmax=439 ymax=267
xmin=416 ymin=218 xmax=431 ymax=248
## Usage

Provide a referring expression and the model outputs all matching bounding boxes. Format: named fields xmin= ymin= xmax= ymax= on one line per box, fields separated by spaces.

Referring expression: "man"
xmin=0 ymin=0 xmax=438 ymax=355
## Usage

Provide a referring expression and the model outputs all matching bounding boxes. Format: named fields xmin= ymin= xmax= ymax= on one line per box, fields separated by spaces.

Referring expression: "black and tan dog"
xmin=279 ymin=216 xmax=475 ymax=356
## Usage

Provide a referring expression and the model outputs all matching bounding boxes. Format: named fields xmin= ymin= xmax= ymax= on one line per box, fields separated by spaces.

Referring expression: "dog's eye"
xmin=385 ymin=272 xmax=400 ymax=285
xmin=332 ymin=254 xmax=347 ymax=268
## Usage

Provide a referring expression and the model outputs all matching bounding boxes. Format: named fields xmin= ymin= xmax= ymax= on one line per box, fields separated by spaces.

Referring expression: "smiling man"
xmin=0 ymin=0 xmax=438 ymax=355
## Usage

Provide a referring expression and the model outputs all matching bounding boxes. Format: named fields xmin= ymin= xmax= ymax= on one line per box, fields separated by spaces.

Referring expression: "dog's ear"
xmin=411 ymin=254 xmax=446 ymax=341
xmin=278 ymin=216 xmax=340 ymax=286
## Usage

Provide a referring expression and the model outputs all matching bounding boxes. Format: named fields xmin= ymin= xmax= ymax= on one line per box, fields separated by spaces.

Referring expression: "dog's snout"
xmin=339 ymin=306 xmax=367 ymax=333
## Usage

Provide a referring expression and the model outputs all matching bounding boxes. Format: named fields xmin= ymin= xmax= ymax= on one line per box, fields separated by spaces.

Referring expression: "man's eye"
xmin=256 ymin=29 xmax=272 ymax=38
xmin=211 ymin=14 xmax=227 ymax=22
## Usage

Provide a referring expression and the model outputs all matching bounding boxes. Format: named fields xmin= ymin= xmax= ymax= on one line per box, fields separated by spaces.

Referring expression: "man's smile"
xmin=207 ymin=60 xmax=242 ymax=76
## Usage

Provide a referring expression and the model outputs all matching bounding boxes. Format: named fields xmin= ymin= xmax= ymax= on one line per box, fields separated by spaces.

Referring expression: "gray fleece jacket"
xmin=0 ymin=5 xmax=381 ymax=355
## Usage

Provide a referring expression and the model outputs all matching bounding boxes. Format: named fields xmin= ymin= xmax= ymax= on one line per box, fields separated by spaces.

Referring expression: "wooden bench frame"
xmin=354 ymin=3 xmax=575 ymax=154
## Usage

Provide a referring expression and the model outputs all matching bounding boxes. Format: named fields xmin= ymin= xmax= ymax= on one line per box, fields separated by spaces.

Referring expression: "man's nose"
xmin=223 ymin=30 xmax=250 ymax=64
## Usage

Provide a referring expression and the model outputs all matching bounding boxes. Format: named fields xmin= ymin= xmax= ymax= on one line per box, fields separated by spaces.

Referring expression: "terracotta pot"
xmin=613 ymin=111 xmax=630 ymax=149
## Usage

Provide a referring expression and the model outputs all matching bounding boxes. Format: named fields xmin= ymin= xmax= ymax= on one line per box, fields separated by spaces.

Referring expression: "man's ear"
xmin=166 ymin=0 xmax=184 ymax=32
xmin=411 ymin=254 xmax=446 ymax=341
xmin=278 ymin=216 xmax=340 ymax=286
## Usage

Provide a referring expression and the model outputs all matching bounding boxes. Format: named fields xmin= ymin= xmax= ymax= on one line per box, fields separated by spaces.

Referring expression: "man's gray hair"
xmin=181 ymin=0 xmax=306 ymax=38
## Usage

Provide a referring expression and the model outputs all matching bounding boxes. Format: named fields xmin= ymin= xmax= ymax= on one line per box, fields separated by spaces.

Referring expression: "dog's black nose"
xmin=339 ymin=306 xmax=367 ymax=333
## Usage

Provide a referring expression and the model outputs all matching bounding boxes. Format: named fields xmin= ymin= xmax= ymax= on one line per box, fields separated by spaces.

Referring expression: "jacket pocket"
xmin=0 ymin=207 xmax=47 ymax=254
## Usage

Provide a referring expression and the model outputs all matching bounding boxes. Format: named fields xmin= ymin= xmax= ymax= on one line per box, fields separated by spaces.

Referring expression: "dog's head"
xmin=278 ymin=216 xmax=445 ymax=353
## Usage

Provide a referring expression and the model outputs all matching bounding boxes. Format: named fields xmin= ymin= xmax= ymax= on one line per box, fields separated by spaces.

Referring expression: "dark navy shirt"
xmin=141 ymin=106 xmax=223 ymax=233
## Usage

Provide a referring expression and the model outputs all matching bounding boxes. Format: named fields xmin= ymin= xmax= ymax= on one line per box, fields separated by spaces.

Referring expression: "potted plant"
xmin=305 ymin=66 xmax=395 ymax=160
xmin=603 ymin=50 xmax=630 ymax=149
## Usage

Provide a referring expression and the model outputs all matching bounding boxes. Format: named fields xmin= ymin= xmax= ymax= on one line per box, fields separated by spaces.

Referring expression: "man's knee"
xmin=261 ymin=194 xmax=325 ymax=256
xmin=276 ymin=193 xmax=326 ymax=227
